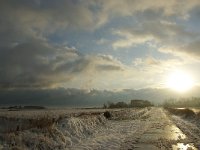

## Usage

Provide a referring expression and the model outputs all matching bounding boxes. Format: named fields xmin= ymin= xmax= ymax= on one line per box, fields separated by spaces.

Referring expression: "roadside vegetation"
xmin=103 ymin=99 xmax=153 ymax=108
xmin=163 ymin=97 xmax=200 ymax=108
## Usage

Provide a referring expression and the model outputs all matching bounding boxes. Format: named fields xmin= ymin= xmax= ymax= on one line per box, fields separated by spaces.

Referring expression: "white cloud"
xmin=159 ymin=39 xmax=200 ymax=60
xmin=112 ymin=20 xmax=197 ymax=48
xmin=100 ymin=0 xmax=200 ymax=19
xmin=112 ymin=30 xmax=154 ymax=49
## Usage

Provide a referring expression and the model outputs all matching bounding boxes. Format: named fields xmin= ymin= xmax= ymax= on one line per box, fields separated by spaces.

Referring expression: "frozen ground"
xmin=0 ymin=107 xmax=199 ymax=150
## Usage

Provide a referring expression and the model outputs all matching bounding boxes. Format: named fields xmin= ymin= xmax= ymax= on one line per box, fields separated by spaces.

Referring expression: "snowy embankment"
xmin=0 ymin=108 xmax=149 ymax=149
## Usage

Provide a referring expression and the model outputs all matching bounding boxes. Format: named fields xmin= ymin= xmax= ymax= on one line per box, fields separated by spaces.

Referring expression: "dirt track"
xmin=72 ymin=108 xmax=198 ymax=150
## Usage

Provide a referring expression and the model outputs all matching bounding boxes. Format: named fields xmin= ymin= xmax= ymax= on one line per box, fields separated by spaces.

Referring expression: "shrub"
xmin=103 ymin=111 xmax=112 ymax=119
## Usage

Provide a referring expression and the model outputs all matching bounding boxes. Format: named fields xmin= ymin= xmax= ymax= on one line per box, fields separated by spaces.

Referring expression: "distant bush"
xmin=103 ymin=111 xmax=112 ymax=119
xmin=109 ymin=102 xmax=128 ymax=108
xmin=130 ymin=100 xmax=153 ymax=108
xmin=23 ymin=106 xmax=45 ymax=109
xmin=7 ymin=105 xmax=46 ymax=111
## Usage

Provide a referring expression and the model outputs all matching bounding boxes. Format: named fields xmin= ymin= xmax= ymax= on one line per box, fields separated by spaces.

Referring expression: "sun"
xmin=166 ymin=70 xmax=194 ymax=92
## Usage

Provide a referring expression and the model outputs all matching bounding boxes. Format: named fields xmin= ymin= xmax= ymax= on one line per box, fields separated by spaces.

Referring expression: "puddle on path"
xmin=135 ymin=124 xmax=197 ymax=150
xmin=139 ymin=125 xmax=186 ymax=142
xmin=164 ymin=125 xmax=186 ymax=140
xmin=172 ymin=143 xmax=197 ymax=150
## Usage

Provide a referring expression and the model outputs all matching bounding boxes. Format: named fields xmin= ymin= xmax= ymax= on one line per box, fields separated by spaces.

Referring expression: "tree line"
xmin=163 ymin=97 xmax=200 ymax=108
xmin=103 ymin=99 xmax=153 ymax=108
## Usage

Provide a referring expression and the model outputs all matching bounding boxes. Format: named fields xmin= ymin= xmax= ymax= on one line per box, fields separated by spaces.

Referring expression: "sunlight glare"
xmin=166 ymin=70 xmax=194 ymax=92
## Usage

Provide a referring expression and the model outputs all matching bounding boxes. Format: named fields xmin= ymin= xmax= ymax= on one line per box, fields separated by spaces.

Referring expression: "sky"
xmin=1 ymin=0 xmax=200 ymax=106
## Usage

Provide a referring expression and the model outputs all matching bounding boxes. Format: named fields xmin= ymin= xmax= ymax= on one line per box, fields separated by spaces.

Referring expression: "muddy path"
xmin=120 ymin=108 xmax=197 ymax=150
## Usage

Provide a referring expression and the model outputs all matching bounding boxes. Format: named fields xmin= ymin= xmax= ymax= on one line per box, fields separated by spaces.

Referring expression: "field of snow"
xmin=0 ymin=107 xmax=199 ymax=150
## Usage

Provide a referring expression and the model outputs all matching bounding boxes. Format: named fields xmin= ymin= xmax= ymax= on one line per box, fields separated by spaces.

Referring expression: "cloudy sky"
xmin=1 ymin=0 xmax=200 ymax=105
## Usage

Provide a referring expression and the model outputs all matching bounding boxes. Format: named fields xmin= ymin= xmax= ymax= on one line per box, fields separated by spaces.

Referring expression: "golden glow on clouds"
xmin=166 ymin=70 xmax=194 ymax=92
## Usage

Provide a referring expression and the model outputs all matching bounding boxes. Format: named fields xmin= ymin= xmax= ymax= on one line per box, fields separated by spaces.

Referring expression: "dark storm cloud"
xmin=0 ymin=40 xmax=83 ymax=89
xmin=0 ymin=0 xmax=128 ymax=89
xmin=1 ymin=87 xmax=200 ymax=106
xmin=0 ymin=0 xmax=109 ymax=38
xmin=1 ymin=0 xmax=198 ymax=40
xmin=0 ymin=0 xmax=104 ymax=49
xmin=0 ymin=39 xmax=124 ymax=89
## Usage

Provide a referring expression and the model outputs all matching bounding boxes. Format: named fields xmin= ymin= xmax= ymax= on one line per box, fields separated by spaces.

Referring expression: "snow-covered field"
xmin=0 ymin=107 xmax=199 ymax=150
